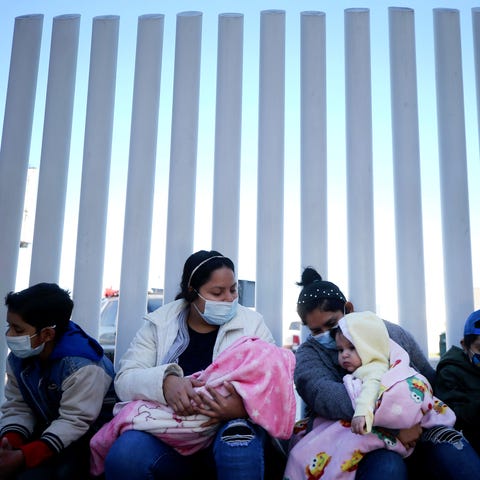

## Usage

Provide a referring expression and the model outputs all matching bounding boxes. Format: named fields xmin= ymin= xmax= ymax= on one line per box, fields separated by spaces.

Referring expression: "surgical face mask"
xmin=6 ymin=332 xmax=45 ymax=359
xmin=469 ymin=350 xmax=480 ymax=367
xmin=5 ymin=324 xmax=56 ymax=359
xmin=194 ymin=293 xmax=238 ymax=326
xmin=312 ymin=330 xmax=337 ymax=350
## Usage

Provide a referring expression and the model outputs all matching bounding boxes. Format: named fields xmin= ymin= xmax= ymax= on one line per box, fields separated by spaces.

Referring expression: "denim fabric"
xmin=214 ymin=419 xmax=267 ymax=480
xmin=356 ymin=448 xmax=408 ymax=480
xmin=406 ymin=426 xmax=480 ymax=480
xmin=356 ymin=426 xmax=480 ymax=480
xmin=104 ymin=419 xmax=269 ymax=480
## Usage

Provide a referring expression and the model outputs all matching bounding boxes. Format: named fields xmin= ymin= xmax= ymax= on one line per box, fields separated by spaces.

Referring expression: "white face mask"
xmin=194 ymin=292 xmax=238 ymax=326
xmin=5 ymin=325 xmax=55 ymax=359
xmin=6 ymin=333 xmax=44 ymax=358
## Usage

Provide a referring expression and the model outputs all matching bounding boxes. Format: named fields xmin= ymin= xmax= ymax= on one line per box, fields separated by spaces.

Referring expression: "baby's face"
xmin=336 ymin=331 xmax=362 ymax=372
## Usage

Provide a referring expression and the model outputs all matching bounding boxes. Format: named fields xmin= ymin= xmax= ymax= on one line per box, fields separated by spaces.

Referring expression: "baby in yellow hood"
xmin=335 ymin=311 xmax=390 ymax=434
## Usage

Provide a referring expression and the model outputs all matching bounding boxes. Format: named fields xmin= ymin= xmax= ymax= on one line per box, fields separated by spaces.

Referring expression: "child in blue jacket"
xmin=0 ymin=282 xmax=115 ymax=479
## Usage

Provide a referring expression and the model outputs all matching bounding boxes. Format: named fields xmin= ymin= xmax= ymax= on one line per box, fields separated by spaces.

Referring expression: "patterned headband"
xmin=297 ymin=281 xmax=346 ymax=304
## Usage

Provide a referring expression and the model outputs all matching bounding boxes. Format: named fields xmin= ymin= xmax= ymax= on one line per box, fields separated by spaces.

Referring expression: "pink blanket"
xmin=284 ymin=340 xmax=455 ymax=480
xmin=90 ymin=336 xmax=296 ymax=475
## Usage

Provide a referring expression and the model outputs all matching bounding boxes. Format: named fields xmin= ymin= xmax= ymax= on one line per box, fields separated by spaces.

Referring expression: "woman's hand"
xmin=397 ymin=423 xmax=422 ymax=449
xmin=195 ymin=381 xmax=247 ymax=427
xmin=163 ymin=375 xmax=204 ymax=416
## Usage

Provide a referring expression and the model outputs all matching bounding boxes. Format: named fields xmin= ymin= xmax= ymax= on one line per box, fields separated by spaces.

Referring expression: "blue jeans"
xmin=356 ymin=426 xmax=480 ymax=480
xmin=356 ymin=448 xmax=407 ymax=480
xmin=406 ymin=426 xmax=480 ymax=479
xmin=104 ymin=418 xmax=268 ymax=480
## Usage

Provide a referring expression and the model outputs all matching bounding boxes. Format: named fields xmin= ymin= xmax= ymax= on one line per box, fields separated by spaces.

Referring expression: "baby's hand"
xmin=351 ymin=416 xmax=366 ymax=434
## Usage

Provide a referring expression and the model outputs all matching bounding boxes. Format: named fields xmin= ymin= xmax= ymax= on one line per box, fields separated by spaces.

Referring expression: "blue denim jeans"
xmin=356 ymin=426 xmax=480 ymax=480
xmin=356 ymin=448 xmax=407 ymax=480
xmin=104 ymin=418 xmax=268 ymax=480
xmin=406 ymin=426 xmax=480 ymax=479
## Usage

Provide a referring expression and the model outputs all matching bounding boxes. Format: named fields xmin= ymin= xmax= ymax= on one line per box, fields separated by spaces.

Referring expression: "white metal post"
xmin=300 ymin=11 xmax=327 ymax=275
xmin=30 ymin=14 xmax=80 ymax=285
xmin=72 ymin=16 xmax=119 ymax=336
xmin=472 ymin=8 xmax=480 ymax=176
xmin=434 ymin=8 xmax=473 ymax=348
xmin=0 ymin=14 xmax=43 ymax=401
xmin=212 ymin=13 xmax=243 ymax=266
xmin=256 ymin=10 xmax=285 ymax=345
xmin=115 ymin=14 xmax=164 ymax=365
xmin=389 ymin=7 xmax=428 ymax=353
xmin=345 ymin=8 xmax=376 ymax=311
xmin=164 ymin=12 xmax=202 ymax=303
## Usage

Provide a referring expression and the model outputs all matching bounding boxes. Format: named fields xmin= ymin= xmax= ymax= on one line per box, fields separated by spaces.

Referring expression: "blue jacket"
xmin=0 ymin=321 xmax=115 ymax=453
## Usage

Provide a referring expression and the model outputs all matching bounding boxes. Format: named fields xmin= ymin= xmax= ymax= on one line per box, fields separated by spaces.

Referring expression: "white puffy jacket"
xmin=114 ymin=299 xmax=274 ymax=403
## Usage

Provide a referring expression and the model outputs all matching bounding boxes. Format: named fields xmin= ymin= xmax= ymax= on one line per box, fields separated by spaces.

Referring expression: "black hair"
xmin=175 ymin=250 xmax=235 ymax=302
xmin=5 ymin=283 xmax=73 ymax=336
xmin=296 ymin=267 xmax=346 ymax=324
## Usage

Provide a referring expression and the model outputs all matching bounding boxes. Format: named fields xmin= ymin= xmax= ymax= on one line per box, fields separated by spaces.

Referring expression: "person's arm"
xmin=41 ymin=365 xmax=113 ymax=447
xmin=1 ymin=363 xmax=113 ymax=471
xmin=115 ymin=321 xmax=183 ymax=403
xmin=0 ymin=361 xmax=36 ymax=440
xmin=351 ymin=361 xmax=387 ymax=433
xmin=384 ymin=321 xmax=436 ymax=386
xmin=435 ymin=364 xmax=480 ymax=430
xmin=294 ymin=338 xmax=354 ymax=421
xmin=231 ymin=307 xmax=275 ymax=345
xmin=0 ymin=365 xmax=38 ymax=476
xmin=250 ymin=315 xmax=275 ymax=344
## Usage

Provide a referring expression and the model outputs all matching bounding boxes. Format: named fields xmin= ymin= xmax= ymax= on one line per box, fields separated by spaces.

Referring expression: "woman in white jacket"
xmin=103 ymin=250 xmax=279 ymax=480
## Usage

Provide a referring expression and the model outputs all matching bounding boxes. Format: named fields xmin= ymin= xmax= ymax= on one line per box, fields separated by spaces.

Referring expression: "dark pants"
xmin=356 ymin=426 xmax=480 ymax=480
xmin=16 ymin=435 xmax=93 ymax=480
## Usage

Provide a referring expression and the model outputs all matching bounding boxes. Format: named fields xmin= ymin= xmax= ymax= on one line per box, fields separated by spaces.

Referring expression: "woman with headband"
xmin=102 ymin=250 xmax=283 ymax=480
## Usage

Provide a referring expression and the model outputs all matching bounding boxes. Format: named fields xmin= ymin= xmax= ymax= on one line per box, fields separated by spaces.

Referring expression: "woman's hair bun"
xmin=297 ymin=266 xmax=322 ymax=287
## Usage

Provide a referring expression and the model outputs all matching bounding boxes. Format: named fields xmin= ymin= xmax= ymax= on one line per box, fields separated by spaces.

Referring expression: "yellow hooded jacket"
xmin=338 ymin=311 xmax=390 ymax=433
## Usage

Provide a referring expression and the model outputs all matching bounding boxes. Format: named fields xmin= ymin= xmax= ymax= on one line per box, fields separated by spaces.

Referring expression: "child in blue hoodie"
xmin=0 ymin=282 xmax=115 ymax=479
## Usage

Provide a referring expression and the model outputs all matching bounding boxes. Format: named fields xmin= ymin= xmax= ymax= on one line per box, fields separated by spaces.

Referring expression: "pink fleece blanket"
xmin=90 ymin=336 xmax=296 ymax=476
xmin=284 ymin=340 xmax=456 ymax=480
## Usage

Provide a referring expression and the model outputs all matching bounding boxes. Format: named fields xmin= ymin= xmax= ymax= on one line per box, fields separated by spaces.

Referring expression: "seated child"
xmin=284 ymin=311 xmax=456 ymax=480
xmin=0 ymin=283 xmax=115 ymax=480
xmin=435 ymin=309 xmax=480 ymax=454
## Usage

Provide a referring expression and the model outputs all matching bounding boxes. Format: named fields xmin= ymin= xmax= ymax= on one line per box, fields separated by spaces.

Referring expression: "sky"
xmin=2 ymin=0 xmax=480 ymax=354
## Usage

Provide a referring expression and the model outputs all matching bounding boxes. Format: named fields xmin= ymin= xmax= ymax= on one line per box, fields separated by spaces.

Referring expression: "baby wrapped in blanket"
xmin=284 ymin=311 xmax=456 ymax=480
xmin=90 ymin=335 xmax=296 ymax=476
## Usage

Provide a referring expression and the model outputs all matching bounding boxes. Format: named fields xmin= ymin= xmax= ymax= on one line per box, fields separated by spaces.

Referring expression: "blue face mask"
xmin=469 ymin=351 xmax=480 ymax=367
xmin=193 ymin=293 xmax=238 ymax=326
xmin=312 ymin=330 xmax=337 ymax=350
